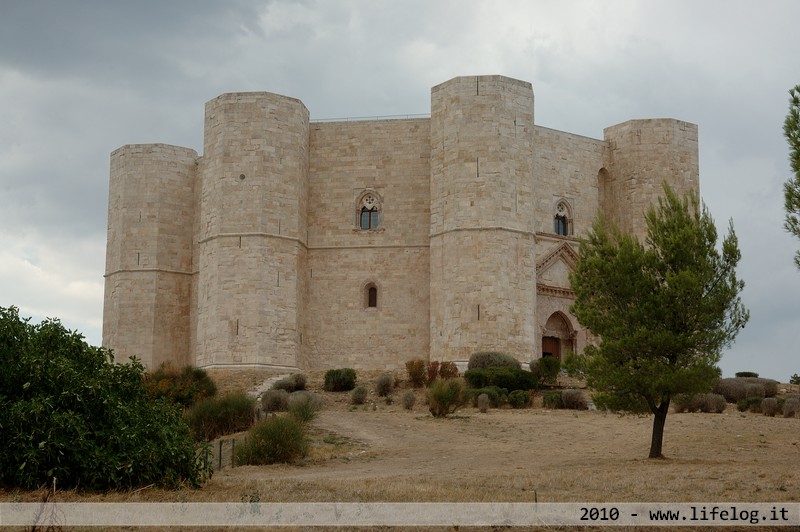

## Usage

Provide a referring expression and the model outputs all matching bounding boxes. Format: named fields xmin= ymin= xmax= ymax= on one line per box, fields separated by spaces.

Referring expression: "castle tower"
xmin=103 ymin=144 xmax=198 ymax=368
xmin=195 ymin=92 xmax=309 ymax=368
xmin=429 ymin=75 xmax=538 ymax=362
xmin=602 ymin=119 xmax=699 ymax=241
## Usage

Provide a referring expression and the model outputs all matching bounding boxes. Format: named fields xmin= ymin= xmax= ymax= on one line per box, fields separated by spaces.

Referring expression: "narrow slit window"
xmin=368 ymin=286 xmax=378 ymax=308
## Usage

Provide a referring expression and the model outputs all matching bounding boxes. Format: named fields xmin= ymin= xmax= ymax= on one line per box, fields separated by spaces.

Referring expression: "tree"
xmin=569 ymin=184 xmax=749 ymax=458
xmin=784 ymin=84 xmax=800 ymax=269
xmin=0 ymin=306 xmax=212 ymax=490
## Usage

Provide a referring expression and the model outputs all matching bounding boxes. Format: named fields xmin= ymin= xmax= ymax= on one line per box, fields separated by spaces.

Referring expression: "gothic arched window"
xmin=553 ymin=200 xmax=572 ymax=236
xmin=356 ymin=190 xmax=382 ymax=230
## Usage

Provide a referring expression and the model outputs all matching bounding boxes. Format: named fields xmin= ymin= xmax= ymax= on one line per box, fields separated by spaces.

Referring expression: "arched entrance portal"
xmin=542 ymin=312 xmax=575 ymax=360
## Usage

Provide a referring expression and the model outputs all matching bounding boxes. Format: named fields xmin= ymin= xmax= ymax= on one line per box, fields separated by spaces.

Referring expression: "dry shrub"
xmin=405 ymin=359 xmax=426 ymax=388
xmin=714 ymin=378 xmax=747 ymax=403
xmin=761 ymin=397 xmax=779 ymax=417
xmin=287 ymin=391 xmax=321 ymax=423
xmin=351 ymin=386 xmax=368 ymax=405
xmin=783 ymin=397 xmax=800 ymax=418
xmin=401 ymin=390 xmax=416 ymax=410
xmin=477 ymin=393 xmax=490 ymax=413
xmin=439 ymin=361 xmax=460 ymax=380
xmin=699 ymin=393 xmax=727 ymax=413
xmin=427 ymin=378 xmax=465 ymax=417
xmin=375 ymin=373 xmax=394 ymax=397
xmin=272 ymin=373 xmax=307 ymax=393
xmin=562 ymin=389 xmax=588 ymax=410
xmin=426 ymin=361 xmax=440 ymax=386
xmin=261 ymin=389 xmax=289 ymax=413
xmin=744 ymin=383 xmax=766 ymax=399
xmin=740 ymin=377 xmax=778 ymax=398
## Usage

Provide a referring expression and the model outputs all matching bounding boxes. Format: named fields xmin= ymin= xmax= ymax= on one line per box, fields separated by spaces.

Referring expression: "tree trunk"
xmin=649 ymin=399 xmax=671 ymax=458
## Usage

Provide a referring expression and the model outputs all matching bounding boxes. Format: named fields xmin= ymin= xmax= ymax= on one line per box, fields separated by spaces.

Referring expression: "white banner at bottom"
xmin=1 ymin=502 xmax=798 ymax=527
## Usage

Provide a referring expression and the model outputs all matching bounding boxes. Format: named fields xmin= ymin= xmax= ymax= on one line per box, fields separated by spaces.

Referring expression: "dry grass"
xmin=5 ymin=371 xmax=800 ymax=531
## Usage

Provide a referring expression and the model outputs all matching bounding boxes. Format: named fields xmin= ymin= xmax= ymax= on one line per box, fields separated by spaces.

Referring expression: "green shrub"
xmin=735 ymin=371 xmax=759 ymax=378
xmin=542 ymin=391 xmax=563 ymax=409
xmin=427 ymin=379 xmax=466 ymax=417
xmin=467 ymin=351 xmax=520 ymax=370
xmin=0 ymin=306 xmax=211 ymax=490
xmin=508 ymin=389 xmax=531 ymax=409
xmin=562 ymin=389 xmax=588 ymax=410
xmin=401 ymin=390 xmax=416 ymax=410
xmin=464 ymin=367 xmax=537 ymax=392
xmin=351 ymin=386 xmax=368 ymax=405
xmin=261 ymin=389 xmax=289 ymax=413
xmin=145 ymin=363 xmax=217 ymax=408
xmin=783 ymin=397 xmax=800 ymax=418
xmin=287 ymin=391 xmax=320 ymax=423
xmin=791 ymin=373 xmax=800 ymax=385
xmin=405 ymin=358 xmax=427 ymax=388
xmin=186 ymin=391 xmax=255 ymax=441
xmin=235 ymin=415 xmax=308 ymax=465
xmin=761 ymin=397 xmax=779 ymax=417
xmin=375 ymin=373 xmax=394 ymax=397
xmin=272 ymin=373 xmax=307 ymax=393
xmin=530 ymin=357 xmax=560 ymax=387
xmin=439 ymin=361 xmax=460 ymax=380
xmin=323 ymin=368 xmax=357 ymax=392
xmin=736 ymin=397 xmax=762 ymax=413
xmin=477 ymin=393 xmax=490 ymax=413
xmin=466 ymin=386 xmax=508 ymax=408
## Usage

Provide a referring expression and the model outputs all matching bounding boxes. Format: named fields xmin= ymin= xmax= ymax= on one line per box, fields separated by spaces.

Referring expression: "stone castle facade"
xmin=102 ymin=75 xmax=699 ymax=371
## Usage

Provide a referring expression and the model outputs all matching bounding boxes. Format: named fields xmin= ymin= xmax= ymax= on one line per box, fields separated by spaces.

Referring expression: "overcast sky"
xmin=1 ymin=0 xmax=798 ymax=380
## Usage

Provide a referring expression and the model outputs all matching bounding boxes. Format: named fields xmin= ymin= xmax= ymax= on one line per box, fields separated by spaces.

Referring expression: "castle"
xmin=102 ymin=75 xmax=699 ymax=371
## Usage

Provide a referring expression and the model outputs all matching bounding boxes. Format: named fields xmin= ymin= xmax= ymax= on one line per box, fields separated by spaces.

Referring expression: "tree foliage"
xmin=0 ymin=306 xmax=211 ymax=490
xmin=569 ymin=185 xmax=749 ymax=458
xmin=784 ymin=84 xmax=800 ymax=269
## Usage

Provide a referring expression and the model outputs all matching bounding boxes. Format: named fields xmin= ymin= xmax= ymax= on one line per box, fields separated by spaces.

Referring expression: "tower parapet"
xmin=196 ymin=92 xmax=309 ymax=368
xmin=429 ymin=75 xmax=538 ymax=362
xmin=103 ymin=143 xmax=198 ymax=368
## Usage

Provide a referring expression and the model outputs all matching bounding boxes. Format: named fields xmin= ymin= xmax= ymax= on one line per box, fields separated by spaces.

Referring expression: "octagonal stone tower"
xmin=429 ymin=75 xmax=538 ymax=362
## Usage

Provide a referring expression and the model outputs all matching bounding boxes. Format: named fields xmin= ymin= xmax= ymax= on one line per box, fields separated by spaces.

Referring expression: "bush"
xmin=427 ymin=379 xmax=466 ymax=417
xmin=405 ymin=359 xmax=427 ymax=388
xmin=0 ymin=307 xmax=211 ymax=490
xmin=401 ymin=390 xmax=416 ymax=410
xmin=508 ymin=389 xmax=531 ymax=409
xmin=235 ymin=415 xmax=308 ymax=465
xmin=375 ymin=373 xmax=394 ymax=397
xmin=323 ymin=368 xmax=357 ymax=392
xmin=351 ymin=386 xmax=368 ymax=405
xmin=287 ymin=391 xmax=320 ymax=423
xmin=791 ymin=373 xmax=800 ymax=385
xmin=464 ymin=367 xmax=537 ymax=392
xmin=673 ymin=394 xmax=700 ymax=413
xmin=562 ymin=389 xmax=588 ymax=410
xmin=477 ymin=393 xmax=490 ymax=413
xmin=426 ymin=361 xmax=440 ymax=386
xmin=714 ymin=378 xmax=748 ymax=403
xmin=699 ymin=393 xmax=727 ymax=413
xmin=467 ymin=351 xmax=520 ymax=370
xmin=466 ymin=386 xmax=508 ymax=408
xmin=542 ymin=391 xmax=563 ymax=409
xmin=744 ymin=383 xmax=766 ymax=399
xmin=530 ymin=357 xmax=560 ymax=387
xmin=272 ymin=373 xmax=306 ymax=393
xmin=735 ymin=371 xmax=759 ymax=378
xmin=261 ymin=389 xmax=289 ymax=413
xmin=761 ymin=397 xmax=779 ymax=417
xmin=145 ymin=363 xmax=218 ymax=408
xmin=741 ymin=377 xmax=778 ymax=398
xmin=186 ymin=391 xmax=256 ymax=441
xmin=439 ymin=361 xmax=460 ymax=380
xmin=736 ymin=397 xmax=762 ymax=413
xmin=783 ymin=397 xmax=800 ymax=418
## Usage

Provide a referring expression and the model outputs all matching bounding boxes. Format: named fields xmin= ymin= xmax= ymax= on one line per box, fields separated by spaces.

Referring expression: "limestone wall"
xmin=302 ymin=119 xmax=430 ymax=370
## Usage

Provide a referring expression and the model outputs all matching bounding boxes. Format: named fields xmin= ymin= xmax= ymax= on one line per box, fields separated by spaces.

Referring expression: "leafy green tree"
xmin=569 ymin=185 xmax=749 ymax=458
xmin=0 ymin=306 xmax=211 ymax=490
xmin=784 ymin=84 xmax=800 ymax=268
